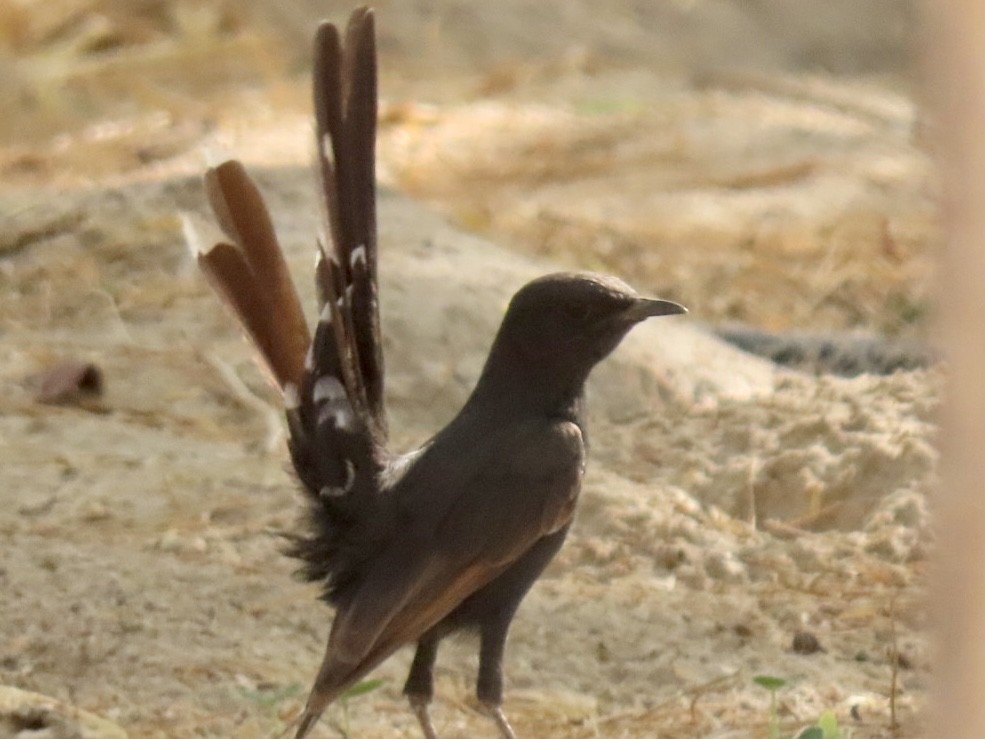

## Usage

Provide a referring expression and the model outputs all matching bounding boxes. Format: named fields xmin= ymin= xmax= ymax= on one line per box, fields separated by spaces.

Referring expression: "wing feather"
xmin=295 ymin=419 xmax=584 ymax=732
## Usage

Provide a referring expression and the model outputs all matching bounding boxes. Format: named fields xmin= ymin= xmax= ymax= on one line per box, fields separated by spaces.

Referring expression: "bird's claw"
xmin=482 ymin=701 xmax=518 ymax=739
xmin=408 ymin=694 xmax=439 ymax=739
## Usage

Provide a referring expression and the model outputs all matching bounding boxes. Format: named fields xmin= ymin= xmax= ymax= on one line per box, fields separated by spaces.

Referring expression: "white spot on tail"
xmin=283 ymin=382 xmax=300 ymax=409
xmin=317 ymin=403 xmax=354 ymax=431
xmin=320 ymin=302 xmax=333 ymax=322
xmin=304 ymin=345 xmax=315 ymax=371
xmin=319 ymin=485 xmax=346 ymax=498
xmin=200 ymin=146 xmax=227 ymax=168
xmin=313 ymin=376 xmax=346 ymax=404
xmin=320 ymin=461 xmax=355 ymax=495
xmin=350 ymin=245 xmax=367 ymax=268
xmin=179 ymin=212 xmax=204 ymax=257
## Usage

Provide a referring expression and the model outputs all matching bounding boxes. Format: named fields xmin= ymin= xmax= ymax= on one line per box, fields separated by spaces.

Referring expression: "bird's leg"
xmin=404 ymin=633 xmax=440 ymax=739
xmin=477 ymin=615 xmax=517 ymax=739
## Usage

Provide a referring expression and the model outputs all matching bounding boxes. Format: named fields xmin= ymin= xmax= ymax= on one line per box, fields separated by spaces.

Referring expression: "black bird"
xmin=191 ymin=7 xmax=686 ymax=738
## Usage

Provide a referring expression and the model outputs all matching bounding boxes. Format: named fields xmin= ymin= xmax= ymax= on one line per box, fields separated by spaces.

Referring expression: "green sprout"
xmin=753 ymin=675 xmax=787 ymax=739
xmin=753 ymin=676 xmax=842 ymax=739
xmin=236 ymin=681 xmax=303 ymax=714
xmin=797 ymin=709 xmax=841 ymax=739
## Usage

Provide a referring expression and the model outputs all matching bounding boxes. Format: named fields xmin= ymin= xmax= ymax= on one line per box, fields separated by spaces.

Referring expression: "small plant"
xmin=753 ymin=676 xmax=842 ymax=739
xmin=817 ymin=710 xmax=841 ymax=738
xmin=753 ymin=675 xmax=787 ymax=739
xmin=236 ymin=681 xmax=303 ymax=714
xmin=795 ymin=710 xmax=841 ymax=739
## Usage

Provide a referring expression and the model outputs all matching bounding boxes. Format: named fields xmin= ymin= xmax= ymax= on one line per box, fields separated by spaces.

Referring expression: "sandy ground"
xmin=0 ymin=1 xmax=940 ymax=738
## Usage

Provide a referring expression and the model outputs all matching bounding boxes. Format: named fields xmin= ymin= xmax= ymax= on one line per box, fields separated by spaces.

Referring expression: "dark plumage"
xmin=191 ymin=8 xmax=686 ymax=738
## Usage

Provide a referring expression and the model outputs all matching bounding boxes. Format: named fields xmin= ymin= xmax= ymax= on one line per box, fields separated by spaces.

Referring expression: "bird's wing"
xmin=294 ymin=418 xmax=585 ymax=733
xmin=334 ymin=418 xmax=584 ymax=657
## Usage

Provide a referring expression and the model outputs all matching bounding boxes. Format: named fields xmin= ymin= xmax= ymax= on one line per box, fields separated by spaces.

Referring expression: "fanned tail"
xmin=194 ymin=8 xmax=387 ymax=604
xmin=282 ymin=5 xmax=388 ymax=603
xmin=194 ymin=9 xmax=391 ymax=739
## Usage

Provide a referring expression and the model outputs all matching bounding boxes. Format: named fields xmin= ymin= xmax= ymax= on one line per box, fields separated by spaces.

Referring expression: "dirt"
xmin=0 ymin=1 xmax=938 ymax=738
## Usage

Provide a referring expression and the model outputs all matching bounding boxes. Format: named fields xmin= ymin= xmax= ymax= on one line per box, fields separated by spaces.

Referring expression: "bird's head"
xmin=474 ymin=272 xmax=686 ymax=409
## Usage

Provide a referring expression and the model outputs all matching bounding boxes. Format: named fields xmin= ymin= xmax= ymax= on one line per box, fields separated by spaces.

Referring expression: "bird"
xmin=190 ymin=7 xmax=686 ymax=738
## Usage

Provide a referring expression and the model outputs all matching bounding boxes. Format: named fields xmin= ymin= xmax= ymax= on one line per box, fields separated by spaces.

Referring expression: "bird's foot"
xmin=293 ymin=708 xmax=321 ymax=739
xmin=408 ymin=694 xmax=439 ymax=739
xmin=481 ymin=700 xmax=517 ymax=739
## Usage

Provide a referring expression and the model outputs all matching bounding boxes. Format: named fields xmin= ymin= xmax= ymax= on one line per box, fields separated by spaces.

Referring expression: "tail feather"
xmin=312 ymin=8 xmax=386 ymax=435
xmin=282 ymin=6 xmax=388 ymax=604
xmin=195 ymin=9 xmax=384 ymax=481
xmin=198 ymin=161 xmax=311 ymax=390
xmin=196 ymin=10 xmax=394 ymax=739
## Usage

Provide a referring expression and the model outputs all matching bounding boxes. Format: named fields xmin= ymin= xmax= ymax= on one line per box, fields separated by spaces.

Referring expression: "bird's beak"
xmin=624 ymin=297 xmax=688 ymax=322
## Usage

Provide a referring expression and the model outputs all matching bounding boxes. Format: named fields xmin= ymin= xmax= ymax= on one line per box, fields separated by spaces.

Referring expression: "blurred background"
xmin=2 ymin=2 xmax=967 ymax=738
xmin=1 ymin=0 xmax=934 ymax=337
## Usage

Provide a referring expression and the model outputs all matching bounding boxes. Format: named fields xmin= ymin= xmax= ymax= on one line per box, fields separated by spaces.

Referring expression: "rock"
xmin=0 ymin=685 xmax=127 ymax=739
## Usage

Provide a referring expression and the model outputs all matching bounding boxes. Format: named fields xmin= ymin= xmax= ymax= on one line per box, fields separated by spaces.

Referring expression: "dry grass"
xmin=0 ymin=0 xmax=937 ymax=337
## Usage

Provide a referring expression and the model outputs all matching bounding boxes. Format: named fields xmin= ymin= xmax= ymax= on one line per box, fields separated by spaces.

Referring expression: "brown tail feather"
xmin=199 ymin=161 xmax=311 ymax=390
xmin=195 ymin=241 xmax=277 ymax=386
xmin=313 ymin=23 xmax=344 ymax=268
xmin=340 ymin=7 xmax=378 ymax=273
xmin=339 ymin=9 xmax=384 ymax=428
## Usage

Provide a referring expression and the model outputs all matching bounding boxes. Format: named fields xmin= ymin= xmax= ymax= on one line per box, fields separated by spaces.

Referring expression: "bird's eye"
xmin=566 ymin=303 xmax=599 ymax=326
